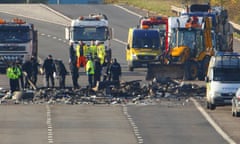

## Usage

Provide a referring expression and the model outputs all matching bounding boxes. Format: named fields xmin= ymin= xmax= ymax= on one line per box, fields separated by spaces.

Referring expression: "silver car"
xmin=232 ymin=88 xmax=240 ymax=117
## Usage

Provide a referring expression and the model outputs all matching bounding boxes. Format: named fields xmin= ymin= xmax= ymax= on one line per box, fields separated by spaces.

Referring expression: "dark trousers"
xmin=45 ymin=72 xmax=54 ymax=88
xmin=19 ymin=75 xmax=24 ymax=90
xmin=9 ymin=79 xmax=20 ymax=93
xmin=88 ymin=74 xmax=94 ymax=88
xmin=59 ymin=75 xmax=66 ymax=89
xmin=24 ymin=75 xmax=31 ymax=88
xmin=31 ymin=73 xmax=38 ymax=86
xmin=111 ymin=75 xmax=120 ymax=86
xmin=71 ymin=66 xmax=79 ymax=89
xmin=94 ymin=73 xmax=101 ymax=87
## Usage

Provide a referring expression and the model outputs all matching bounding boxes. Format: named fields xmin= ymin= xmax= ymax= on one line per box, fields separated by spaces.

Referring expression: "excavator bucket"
xmin=146 ymin=63 xmax=185 ymax=81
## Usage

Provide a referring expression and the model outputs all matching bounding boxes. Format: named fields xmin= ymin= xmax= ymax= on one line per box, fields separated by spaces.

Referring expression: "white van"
xmin=205 ymin=52 xmax=240 ymax=110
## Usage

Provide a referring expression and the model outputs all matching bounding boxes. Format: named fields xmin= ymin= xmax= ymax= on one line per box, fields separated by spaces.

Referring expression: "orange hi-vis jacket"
xmin=76 ymin=44 xmax=88 ymax=68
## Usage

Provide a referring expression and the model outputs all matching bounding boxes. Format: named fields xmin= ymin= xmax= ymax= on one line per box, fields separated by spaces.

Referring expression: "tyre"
xmin=232 ymin=105 xmax=236 ymax=117
xmin=128 ymin=66 xmax=134 ymax=71
xmin=0 ymin=68 xmax=6 ymax=74
xmin=128 ymin=61 xmax=134 ymax=71
xmin=206 ymin=101 xmax=210 ymax=109
xmin=184 ymin=61 xmax=198 ymax=80
xmin=207 ymin=101 xmax=216 ymax=110
xmin=236 ymin=111 xmax=240 ymax=117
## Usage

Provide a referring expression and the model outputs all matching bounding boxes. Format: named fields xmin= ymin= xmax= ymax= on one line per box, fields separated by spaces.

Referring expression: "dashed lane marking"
xmin=46 ymin=105 xmax=54 ymax=144
xmin=122 ymin=105 xmax=144 ymax=144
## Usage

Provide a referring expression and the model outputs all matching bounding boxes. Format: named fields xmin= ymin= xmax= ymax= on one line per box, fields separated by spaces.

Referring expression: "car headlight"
xmin=131 ymin=54 xmax=138 ymax=60
xmin=155 ymin=55 xmax=160 ymax=60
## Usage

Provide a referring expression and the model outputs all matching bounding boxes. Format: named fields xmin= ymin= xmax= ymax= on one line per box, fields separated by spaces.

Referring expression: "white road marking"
xmin=123 ymin=105 xmax=144 ymax=144
xmin=115 ymin=5 xmax=237 ymax=143
xmin=191 ymin=98 xmax=236 ymax=144
xmin=46 ymin=104 xmax=54 ymax=144
xmin=114 ymin=4 xmax=142 ymax=18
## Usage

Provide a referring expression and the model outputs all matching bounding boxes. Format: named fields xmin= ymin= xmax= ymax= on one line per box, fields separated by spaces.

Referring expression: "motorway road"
xmin=0 ymin=4 xmax=239 ymax=144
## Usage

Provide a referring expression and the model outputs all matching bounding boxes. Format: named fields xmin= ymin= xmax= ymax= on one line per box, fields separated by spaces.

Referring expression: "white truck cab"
xmin=205 ymin=52 xmax=240 ymax=110
xmin=65 ymin=13 xmax=112 ymax=62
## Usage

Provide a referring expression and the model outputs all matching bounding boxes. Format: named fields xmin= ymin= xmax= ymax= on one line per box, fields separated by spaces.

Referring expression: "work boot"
xmin=92 ymin=81 xmax=99 ymax=91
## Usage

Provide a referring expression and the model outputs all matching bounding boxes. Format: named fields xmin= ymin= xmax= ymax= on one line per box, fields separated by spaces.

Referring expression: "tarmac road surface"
xmin=0 ymin=4 xmax=239 ymax=144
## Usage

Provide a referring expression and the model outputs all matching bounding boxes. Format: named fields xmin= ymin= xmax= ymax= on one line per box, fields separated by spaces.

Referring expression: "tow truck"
xmin=65 ymin=13 xmax=112 ymax=62
xmin=138 ymin=16 xmax=169 ymax=52
xmin=0 ymin=18 xmax=38 ymax=73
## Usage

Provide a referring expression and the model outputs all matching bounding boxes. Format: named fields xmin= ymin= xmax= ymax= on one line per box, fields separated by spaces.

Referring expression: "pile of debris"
xmin=0 ymin=78 xmax=206 ymax=105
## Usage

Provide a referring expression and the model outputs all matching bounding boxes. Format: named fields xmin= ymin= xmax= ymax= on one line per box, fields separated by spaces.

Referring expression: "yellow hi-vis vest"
xmin=85 ymin=46 xmax=92 ymax=57
xmin=97 ymin=44 xmax=106 ymax=65
xmin=86 ymin=60 xmax=94 ymax=75
xmin=76 ymin=44 xmax=87 ymax=57
xmin=89 ymin=45 xmax=97 ymax=57
xmin=7 ymin=66 xmax=21 ymax=79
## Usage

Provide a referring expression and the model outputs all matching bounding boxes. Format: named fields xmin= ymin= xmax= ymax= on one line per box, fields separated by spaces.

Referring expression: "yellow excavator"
xmin=146 ymin=15 xmax=213 ymax=81
xmin=146 ymin=3 xmax=233 ymax=81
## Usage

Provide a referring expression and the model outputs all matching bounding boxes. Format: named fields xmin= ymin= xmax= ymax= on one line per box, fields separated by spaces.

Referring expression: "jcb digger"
xmin=146 ymin=3 xmax=233 ymax=81
xmin=146 ymin=15 xmax=214 ymax=81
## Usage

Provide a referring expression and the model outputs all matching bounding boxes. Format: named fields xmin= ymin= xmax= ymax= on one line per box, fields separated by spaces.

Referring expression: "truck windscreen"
xmin=132 ymin=30 xmax=160 ymax=49
xmin=73 ymin=26 xmax=108 ymax=41
xmin=0 ymin=26 xmax=31 ymax=43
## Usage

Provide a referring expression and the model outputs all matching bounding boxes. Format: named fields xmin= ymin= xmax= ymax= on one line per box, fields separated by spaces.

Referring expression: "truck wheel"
xmin=0 ymin=68 xmax=6 ymax=74
xmin=236 ymin=112 xmax=240 ymax=117
xmin=206 ymin=101 xmax=210 ymax=109
xmin=129 ymin=66 xmax=134 ymax=71
xmin=128 ymin=61 xmax=134 ymax=71
xmin=185 ymin=61 xmax=198 ymax=80
xmin=209 ymin=102 xmax=216 ymax=110
xmin=232 ymin=105 xmax=236 ymax=116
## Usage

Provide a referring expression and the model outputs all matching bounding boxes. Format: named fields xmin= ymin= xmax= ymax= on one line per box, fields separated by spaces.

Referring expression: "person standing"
xmin=96 ymin=41 xmax=106 ymax=65
xmin=42 ymin=55 xmax=56 ymax=88
xmin=30 ymin=56 xmax=40 ymax=87
xmin=89 ymin=40 xmax=97 ymax=59
xmin=69 ymin=42 xmax=80 ymax=89
xmin=76 ymin=41 xmax=87 ymax=68
xmin=54 ymin=59 xmax=67 ymax=89
xmin=102 ymin=58 xmax=112 ymax=81
xmin=93 ymin=57 xmax=102 ymax=87
xmin=85 ymin=55 xmax=94 ymax=88
xmin=15 ymin=59 xmax=24 ymax=90
xmin=22 ymin=59 xmax=32 ymax=89
xmin=109 ymin=58 xmax=122 ymax=86
xmin=6 ymin=61 xmax=22 ymax=93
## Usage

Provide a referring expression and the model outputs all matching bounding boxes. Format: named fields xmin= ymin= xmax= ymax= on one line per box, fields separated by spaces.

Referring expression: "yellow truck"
xmin=126 ymin=28 xmax=162 ymax=71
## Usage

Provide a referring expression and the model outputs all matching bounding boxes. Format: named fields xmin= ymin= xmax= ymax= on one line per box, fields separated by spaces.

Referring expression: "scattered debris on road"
xmin=0 ymin=79 xmax=206 ymax=105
